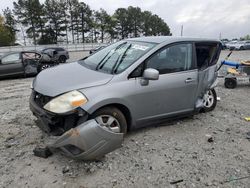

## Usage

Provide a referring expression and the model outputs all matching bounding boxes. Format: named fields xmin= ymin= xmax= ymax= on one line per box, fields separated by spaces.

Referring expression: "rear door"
xmin=195 ymin=42 xmax=221 ymax=98
xmin=0 ymin=52 xmax=24 ymax=77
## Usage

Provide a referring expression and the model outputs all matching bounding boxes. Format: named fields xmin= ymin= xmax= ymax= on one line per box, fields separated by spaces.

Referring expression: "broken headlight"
xmin=44 ymin=90 xmax=87 ymax=114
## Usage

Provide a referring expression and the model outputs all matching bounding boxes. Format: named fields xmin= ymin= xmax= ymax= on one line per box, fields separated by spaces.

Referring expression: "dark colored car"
xmin=0 ymin=51 xmax=41 ymax=79
xmin=42 ymin=47 xmax=69 ymax=63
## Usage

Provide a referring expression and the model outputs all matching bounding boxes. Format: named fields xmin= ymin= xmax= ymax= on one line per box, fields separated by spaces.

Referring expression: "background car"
xmin=225 ymin=40 xmax=238 ymax=49
xmin=41 ymin=47 xmax=69 ymax=63
xmin=0 ymin=51 xmax=41 ymax=79
xmin=230 ymin=41 xmax=250 ymax=50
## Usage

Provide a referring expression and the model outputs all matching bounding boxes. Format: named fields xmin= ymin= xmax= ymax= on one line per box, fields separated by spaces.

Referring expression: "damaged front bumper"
xmin=30 ymin=91 xmax=123 ymax=160
xmin=29 ymin=91 xmax=88 ymax=135
xmin=50 ymin=119 xmax=123 ymax=160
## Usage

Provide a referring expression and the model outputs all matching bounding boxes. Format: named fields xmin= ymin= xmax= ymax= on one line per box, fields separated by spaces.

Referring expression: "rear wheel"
xmin=202 ymin=89 xmax=217 ymax=112
xmin=59 ymin=56 xmax=67 ymax=63
xmin=224 ymin=77 xmax=237 ymax=89
xmin=91 ymin=107 xmax=127 ymax=134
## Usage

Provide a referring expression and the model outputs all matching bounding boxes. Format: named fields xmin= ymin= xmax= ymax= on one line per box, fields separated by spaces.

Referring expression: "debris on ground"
xmin=205 ymin=134 xmax=214 ymax=143
xmin=33 ymin=146 xmax=53 ymax=158
xmin=170 ymin=179 xmax=184 ymax=184
xmin=244 ymin=117 xmax=250 ymax=121
xmin=246 ymin=132 xmax=250 ymax=140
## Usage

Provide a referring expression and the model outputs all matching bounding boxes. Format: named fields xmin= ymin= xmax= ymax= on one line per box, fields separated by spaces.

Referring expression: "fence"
xmin=0 ymin=43 xmax=103 ymax=55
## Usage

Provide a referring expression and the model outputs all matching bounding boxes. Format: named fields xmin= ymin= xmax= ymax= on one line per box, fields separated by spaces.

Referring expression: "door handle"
xmin=185 ymin=78 xmax=195 ymax=83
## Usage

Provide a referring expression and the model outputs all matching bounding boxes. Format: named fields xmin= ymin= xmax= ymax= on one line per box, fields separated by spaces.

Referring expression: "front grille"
xmin=33 ymin=91 xmax=52 ymax=108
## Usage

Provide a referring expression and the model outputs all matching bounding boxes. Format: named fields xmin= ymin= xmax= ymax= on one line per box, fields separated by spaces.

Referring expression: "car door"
xmin=0 ymin=52 xmax=23 ymax=77
xmin=195 ymin=42 xmax=221 ymax=99
xmin=128 ymin=43 xmax=198 ymax=124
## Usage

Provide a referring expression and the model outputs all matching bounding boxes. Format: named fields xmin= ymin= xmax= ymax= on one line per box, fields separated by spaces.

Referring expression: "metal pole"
xmin=181 ymin=25 xmax=183 ymax=36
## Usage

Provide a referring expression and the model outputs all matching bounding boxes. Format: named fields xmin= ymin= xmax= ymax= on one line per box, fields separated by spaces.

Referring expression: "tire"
xmin=224 ymin=78 xmax=237 ymax=89
xmin=59 ymin=56 xmax=67 ymax=63
xmin=91 ymin=107 xmax=127 ymax=134
xmin=239 ymin=46 xmax=244 ymax=50
xmin=37 ymin=64 xmax=50 ymax=73
xmin=202 ymin=89 xmax=217 ymax=112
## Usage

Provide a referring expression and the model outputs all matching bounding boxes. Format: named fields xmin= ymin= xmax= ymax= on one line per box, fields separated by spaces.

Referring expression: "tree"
xmin=13 ymin=0 xmax=45 ymax=44
xmin=0 ymin=15 xmax=16 ymax=46
xmin=127 ymin=6 xmax=143 ymax=37
xmin=44 ymin=0 xmax=67 ymax=43
xmin=114 ymin=8 xmax=129 ymax=39
xmin=78 ymin=2 xmax=92 ymax=43
xmin=3 ymin=8 xmax=18 ymax=36
xmin=149 ymin=14 xmax=171 ymax=36
xmin=95 ymin=9 xmax=113 ymax=43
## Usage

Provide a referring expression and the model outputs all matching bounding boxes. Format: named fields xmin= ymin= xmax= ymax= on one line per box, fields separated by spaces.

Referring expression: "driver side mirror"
xmin=140 ymin=68 xmax=159 ymax=86
xmin=143 ymin=68 xmax=159 ymax=80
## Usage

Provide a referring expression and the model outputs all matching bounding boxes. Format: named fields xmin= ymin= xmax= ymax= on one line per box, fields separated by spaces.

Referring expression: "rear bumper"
xmin=29 ymin=91 xmax=88 ymax=135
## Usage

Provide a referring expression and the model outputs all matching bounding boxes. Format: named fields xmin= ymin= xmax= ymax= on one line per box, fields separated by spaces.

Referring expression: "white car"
xmin=228 ymin=41 xmax=250 ymax=50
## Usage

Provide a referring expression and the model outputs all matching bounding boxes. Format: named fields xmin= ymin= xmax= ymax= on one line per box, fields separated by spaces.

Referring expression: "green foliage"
xmin=0 ymin=15 xmax=16 ymax=46
xmin=10 ymin=0 xmax=171 ymax=44
xmin=44 ymin=0 xmax=67 ymax=43
xmin=240 ymin=35 xmax=250 ymax=41
xmin=13 ymin=0 xmax=45 ymax=44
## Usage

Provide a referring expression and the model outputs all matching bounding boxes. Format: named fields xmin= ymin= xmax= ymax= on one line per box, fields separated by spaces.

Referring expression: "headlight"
xmin=44 ymin=90 xmax=87 ymax=113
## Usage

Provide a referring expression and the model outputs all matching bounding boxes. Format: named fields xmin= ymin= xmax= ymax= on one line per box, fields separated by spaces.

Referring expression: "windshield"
xmin=79 ymin=41 xmax=156 ymax=74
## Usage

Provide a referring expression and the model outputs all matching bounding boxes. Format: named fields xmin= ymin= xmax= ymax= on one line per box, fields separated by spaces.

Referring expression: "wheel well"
xmin=92 ymin=103 xmax=132 ymax=131
xmin=59 ymin=55 xmax=66 ymax=59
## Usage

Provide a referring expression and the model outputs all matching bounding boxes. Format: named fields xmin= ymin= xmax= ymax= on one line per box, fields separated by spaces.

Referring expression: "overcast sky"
xmin=1 ymin=0 xmax=250 ymax=39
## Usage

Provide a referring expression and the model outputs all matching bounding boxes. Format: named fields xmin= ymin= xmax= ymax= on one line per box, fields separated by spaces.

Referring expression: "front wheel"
xmin=202 ymin=89 xmax=217 ymax=112
xmin=91 ymin=107 xmax=127 ymax=134
xmin=37 ymin=64 xmax=50 ymax=73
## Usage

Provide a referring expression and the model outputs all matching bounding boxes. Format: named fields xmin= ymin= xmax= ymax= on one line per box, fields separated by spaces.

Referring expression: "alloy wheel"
xmin=203 ymin=90 xmax=214 ymax=108
xmin=95 ymin=115 xmax=121 ymax=133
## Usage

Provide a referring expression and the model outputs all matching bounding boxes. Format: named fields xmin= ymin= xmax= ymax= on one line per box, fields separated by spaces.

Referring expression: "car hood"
xmin=33 ymin=62 xmax=113 ymax=97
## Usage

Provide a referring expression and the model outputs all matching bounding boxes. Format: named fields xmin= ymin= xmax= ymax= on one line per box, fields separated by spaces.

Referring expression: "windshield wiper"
xmin=96 ymin=42 xmax=127 ymax=71
xmin=112 ymin=44 xmax=132 ymax=74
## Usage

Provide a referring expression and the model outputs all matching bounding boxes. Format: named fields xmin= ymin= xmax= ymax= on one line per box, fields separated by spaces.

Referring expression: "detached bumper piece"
xmin=50 ymin=119 xmax=123 ymax=160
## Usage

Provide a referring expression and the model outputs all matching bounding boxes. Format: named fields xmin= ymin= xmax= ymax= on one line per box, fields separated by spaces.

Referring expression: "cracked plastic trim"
xmin=50 ymin=119 xmax=123 ymax=160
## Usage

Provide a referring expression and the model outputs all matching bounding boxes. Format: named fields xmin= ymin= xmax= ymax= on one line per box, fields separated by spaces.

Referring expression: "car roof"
xmin=126 ymin=36 xmax=220 ymax=44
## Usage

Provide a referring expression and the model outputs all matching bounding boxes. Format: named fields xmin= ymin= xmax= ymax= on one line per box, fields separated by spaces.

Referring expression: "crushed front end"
xmin=30 ymin=90 xmax=123 ymax=160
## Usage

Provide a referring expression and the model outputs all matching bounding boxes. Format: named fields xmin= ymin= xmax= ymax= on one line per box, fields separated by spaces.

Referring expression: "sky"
xmin=1 ymin=0 xmax=250 ymax=39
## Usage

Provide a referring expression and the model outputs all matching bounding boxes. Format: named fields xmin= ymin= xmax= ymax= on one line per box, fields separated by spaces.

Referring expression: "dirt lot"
xmin=0 ymin=50 xmax=250 ymax=188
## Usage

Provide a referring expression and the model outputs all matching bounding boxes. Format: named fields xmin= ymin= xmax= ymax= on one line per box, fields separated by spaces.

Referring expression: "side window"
xmin=146 ymin=43 xmax=193 ymax=74
xmin=1 ymin=53 xmax=20 ymax=64
xmin=195 ymin=43 xmax=219 ymax=69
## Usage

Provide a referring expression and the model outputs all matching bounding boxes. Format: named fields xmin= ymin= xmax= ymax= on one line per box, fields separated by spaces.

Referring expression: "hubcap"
xmin=203 ymin=90 xmax=214 ymax=108
xmin=95 ymin=115 xmax=121 ymax=133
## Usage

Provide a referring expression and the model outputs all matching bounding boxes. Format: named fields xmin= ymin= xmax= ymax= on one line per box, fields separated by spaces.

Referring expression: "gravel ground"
xmin=0 ymin=50 xmax=250 ymax=188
